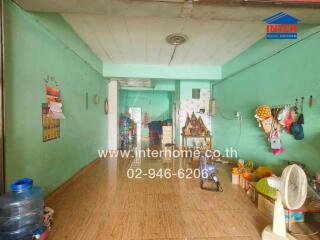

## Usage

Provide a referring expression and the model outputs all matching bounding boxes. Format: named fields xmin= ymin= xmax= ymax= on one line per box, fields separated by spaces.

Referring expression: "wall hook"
xmin=309 ymin=95 xmax=314 ymax=108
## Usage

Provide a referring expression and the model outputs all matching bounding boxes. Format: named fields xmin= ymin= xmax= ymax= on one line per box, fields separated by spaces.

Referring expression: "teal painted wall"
xmin=215 ymin=31 xmax=320 ymax=175
xmin=223 ymin=25 xmax=320 ymax=78
xmin=120 ymin=90 xmax=172 ymax=136
xmin=31 ymin=13 xmax=102 ymax=74
xmin=4 ymin=0 xmax=108 ymax=194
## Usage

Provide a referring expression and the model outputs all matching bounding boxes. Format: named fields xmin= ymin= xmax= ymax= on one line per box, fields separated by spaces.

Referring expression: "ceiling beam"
xmin=103 ymin=64 xmax=222 ymax=80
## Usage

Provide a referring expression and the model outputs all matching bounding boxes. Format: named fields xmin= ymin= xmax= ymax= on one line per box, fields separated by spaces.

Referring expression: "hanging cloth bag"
xmin=269 ymin=115 xmax=284 ymax=155
xmin=297 ymin=97 xmax=304 ymax=124
xmin=271 ymin=135 xmax=282 ymax=149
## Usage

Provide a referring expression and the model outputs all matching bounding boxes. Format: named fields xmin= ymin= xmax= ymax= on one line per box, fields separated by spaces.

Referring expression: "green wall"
xmin=215 ymin=30 xmax=320 ymax=175
xmin=31 ymin=13 xmax=102 ymax=74
xmin=4 ymin=0 xmax=108 ymax=194
xmin=223 ymin=25 xmax=320 ymax=78
xmin=120 ymin=90 xmax=172 ymax=136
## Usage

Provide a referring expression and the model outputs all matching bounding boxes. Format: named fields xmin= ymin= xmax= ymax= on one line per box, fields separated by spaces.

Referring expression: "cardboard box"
xmin=257 ymin=193 xmax=304 ymax=223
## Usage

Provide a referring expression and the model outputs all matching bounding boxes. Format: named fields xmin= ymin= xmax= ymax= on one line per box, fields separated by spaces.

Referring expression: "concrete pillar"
xmin=108 ymin=80 xmax=119 ymax=150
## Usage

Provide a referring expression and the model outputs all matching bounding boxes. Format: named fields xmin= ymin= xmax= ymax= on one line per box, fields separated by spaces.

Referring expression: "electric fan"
xmin=262 ymin=164 xmax=308 ymax=240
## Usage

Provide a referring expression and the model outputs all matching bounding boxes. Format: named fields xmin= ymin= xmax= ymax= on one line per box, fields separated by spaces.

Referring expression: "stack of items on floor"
xmin=162 ymin=126 xmax=172 ymax=147
xmin=231 ymin=160 xmax=320 ymax=223
xmin=148 ymin=119 xmax=172 ymax=146
xmin=162 ymin=124 xmax=173 ymax=162
xmin=0 ymin=178 xmax=54 ymax=240
xmin=119 ymin=114 xmax=137 ymax=150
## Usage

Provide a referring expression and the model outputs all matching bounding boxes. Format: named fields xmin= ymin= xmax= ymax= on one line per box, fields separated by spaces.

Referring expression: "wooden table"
xmin=181 ymin=134 xmax=212 ymax=149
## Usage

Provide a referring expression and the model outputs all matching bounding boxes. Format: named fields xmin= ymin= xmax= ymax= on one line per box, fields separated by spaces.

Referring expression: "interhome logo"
xmin=264 ymin=12 xmax=300 ymax=39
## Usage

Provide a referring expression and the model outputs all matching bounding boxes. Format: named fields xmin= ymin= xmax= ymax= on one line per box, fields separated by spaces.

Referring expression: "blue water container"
xmin=0 ymin=178 xmax=44 ymax=240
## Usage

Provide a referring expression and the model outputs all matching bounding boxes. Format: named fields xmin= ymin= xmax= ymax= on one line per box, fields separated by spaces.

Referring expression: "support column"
xmin=0 ymin=0 xmax=5 ymax=194
xmin=108 ymin=80 xmax=119 ymax=150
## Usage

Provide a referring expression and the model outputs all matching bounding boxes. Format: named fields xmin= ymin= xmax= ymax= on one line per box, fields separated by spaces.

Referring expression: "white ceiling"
xmin=62 ymin=15 xmax=265 ymax=66
xmin=15 ymin=0 xmax=320 ymax=67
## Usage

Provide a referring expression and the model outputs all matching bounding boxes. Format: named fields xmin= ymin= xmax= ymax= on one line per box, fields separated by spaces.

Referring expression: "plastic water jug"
xmin=0 ymin=178 xmax=44 ymax=240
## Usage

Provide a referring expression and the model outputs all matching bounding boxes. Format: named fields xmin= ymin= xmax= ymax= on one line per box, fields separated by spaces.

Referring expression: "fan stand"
xmin=262 ymin=226 xmax=296 ymax=240
xmin=262 ymin=192 xmax=297 ymax=240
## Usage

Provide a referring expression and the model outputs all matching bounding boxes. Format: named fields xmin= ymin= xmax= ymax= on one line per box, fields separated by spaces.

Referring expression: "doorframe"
xmin=0 ymin=0 xmax=5 ymax=194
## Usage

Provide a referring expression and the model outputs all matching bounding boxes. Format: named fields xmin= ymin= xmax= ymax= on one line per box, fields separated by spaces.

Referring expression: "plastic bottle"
xmin=0 ymin=178 xmax=44 ymax=240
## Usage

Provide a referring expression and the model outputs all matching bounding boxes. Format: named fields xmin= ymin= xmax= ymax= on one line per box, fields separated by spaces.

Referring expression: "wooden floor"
xmin=47 ymin=156 xmax=320 ymax=240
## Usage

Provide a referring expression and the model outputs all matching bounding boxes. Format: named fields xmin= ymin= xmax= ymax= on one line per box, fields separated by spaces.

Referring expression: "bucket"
xmin=232 ymin=174 xmax=239 ymax=185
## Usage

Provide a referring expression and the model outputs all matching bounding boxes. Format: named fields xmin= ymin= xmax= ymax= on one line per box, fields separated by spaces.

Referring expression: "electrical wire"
xmin=168 ymin=45 xmax=177 ymax=66
xmin=214 ymin=107 xmax=243 ymax=151
xmin=215 ymin=107 xmax=235 ymax=120
xmin=168 ymin=16 xmax=188 ymax=66
xmin=236 ymin=115 xmax=242 ymax=151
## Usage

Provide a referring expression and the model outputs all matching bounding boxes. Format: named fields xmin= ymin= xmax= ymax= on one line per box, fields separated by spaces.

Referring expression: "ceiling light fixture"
xmin=166 ymin=33 xmax=188 ymax=46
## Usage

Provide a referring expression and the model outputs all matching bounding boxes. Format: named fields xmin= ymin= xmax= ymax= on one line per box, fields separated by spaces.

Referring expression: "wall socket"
xmin=235 ymin=111 xmax=241 ymax=119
